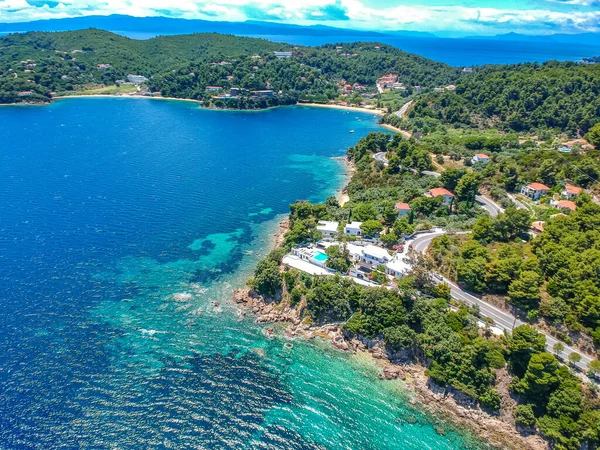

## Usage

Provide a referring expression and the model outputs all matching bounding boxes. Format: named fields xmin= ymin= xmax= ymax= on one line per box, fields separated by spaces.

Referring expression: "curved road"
xmin=395 ymin=100 xmax=413 ymax=119
xmin=475 ymin=195 xmax=504 ymax=217
xmin=373 ymin=152 xmax=388 ymax=166
xmin=411 ymin=232 xmax=595 ymax=377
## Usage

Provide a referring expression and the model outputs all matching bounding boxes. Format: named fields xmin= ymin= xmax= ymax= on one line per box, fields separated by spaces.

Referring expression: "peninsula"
xmin=3 ymin=28 xmax=600 ymax=450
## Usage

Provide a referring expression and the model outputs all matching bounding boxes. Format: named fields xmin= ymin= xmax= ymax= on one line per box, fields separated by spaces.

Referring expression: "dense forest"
xmin=249 ymin=133 xmax=600 ymax=450
xmin=393 ymin=61 xmax=600 ymax=136
xmin=0 ymin=29 xmax=460 ymax=105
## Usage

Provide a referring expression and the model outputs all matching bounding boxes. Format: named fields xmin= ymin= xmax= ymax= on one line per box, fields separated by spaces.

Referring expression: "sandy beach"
xmin=298 ymin=102 xmax=387 ymax=116
xmin=379 ymin=122 xmax=412 ymax=139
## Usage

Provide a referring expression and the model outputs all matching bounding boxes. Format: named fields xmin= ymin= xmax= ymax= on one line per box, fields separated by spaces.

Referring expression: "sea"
xmin=2 ymin=30 xmax=599 ymax=66
xmin=0 ymin=98 xmax=485 ymax=449
xmin=97 ymin=32 xmax=600 ymax=66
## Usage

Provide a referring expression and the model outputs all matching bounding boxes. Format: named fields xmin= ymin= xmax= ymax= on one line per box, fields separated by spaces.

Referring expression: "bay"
xmin=0 ymin=98 xmax=483 ymax=449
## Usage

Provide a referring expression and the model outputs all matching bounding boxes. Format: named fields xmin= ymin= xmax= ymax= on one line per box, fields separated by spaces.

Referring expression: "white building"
xmin=385 ymin=255 xmax=411 ymax=278
xmin=291 ymin=247 xmax=330 ymax=268
xmin=521 ymin=182 xmax=550 ymax=200
xmin=127 ymin=74 xmax=148 ymax=84
xmin=316 ymin=221 xmax=339 ymax=238
xmin=361 ymin=245 xmax=392 ymax=265
xmin=274 ymin=51 xmax=293 ymax=58
xmin=344 ymin=221 xmax=363 ymax=236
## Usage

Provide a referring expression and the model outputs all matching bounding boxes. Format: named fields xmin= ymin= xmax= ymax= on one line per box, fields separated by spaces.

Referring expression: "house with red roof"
xmin=553 ymin=200 xmax=577 ymax=211
xmin=521 ymin=182 xmax=550 ymax=200
xmin=472 ymin=153 xmax=490 ymax=164
xmin=425 ymin=188 xmax=455 ymax=206
xmin=394 ymin=202 xmax=411 ymax=217
xmin=562 ymin=184 xmax=582 ymax=200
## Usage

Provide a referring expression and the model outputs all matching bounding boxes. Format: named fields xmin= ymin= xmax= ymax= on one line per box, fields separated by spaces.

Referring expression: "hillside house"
xmin=553 ymin=200 xmax=577 ymax=211
xmin=360 ymin=245 xmax=392 ymax=266
xmin=395 ymin=202 xmax=411 ymax=217
xmin=426 ymin=187 xmax=455 ymax=206
xmin=316 ymin=221 xmax=339 ymax=238
xmin=344 ymin=221 xmax=363 ymax=236
xmin=472 ymin=153 xmax=490 ymax=164
xmin=563 ymin=184 xmax=582 ymax=199
xmin=521 ymin=182 xmax=550 ymax=200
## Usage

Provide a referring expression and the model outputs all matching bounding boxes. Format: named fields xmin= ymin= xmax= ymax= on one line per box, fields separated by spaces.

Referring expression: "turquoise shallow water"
xmin=0 ymin=98 xmax=484 ymax=449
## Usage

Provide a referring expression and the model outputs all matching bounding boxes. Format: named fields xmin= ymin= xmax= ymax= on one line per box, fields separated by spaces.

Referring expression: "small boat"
xmin=349 ymin=130 xmax=354 ymax=133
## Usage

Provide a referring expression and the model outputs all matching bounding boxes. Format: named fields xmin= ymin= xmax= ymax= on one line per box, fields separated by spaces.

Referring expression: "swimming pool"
xmin=312 ymin=252 xmax=329 ymax=262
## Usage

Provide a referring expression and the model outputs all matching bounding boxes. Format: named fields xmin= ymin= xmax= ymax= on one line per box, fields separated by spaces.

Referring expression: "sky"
xmin=0 ymin=0 xmax=599 ymax=36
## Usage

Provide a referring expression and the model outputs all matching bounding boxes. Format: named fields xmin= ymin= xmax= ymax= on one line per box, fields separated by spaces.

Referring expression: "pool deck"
xmin=282 ymin=254 xmax=333 ymax=276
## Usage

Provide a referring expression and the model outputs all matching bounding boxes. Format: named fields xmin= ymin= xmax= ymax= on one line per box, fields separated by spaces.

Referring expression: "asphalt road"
xmin=395 ymin=100 xmax=413 ymax=118
xmin=475 ymin=195 xmax=504 ymax=217
xmin=373 ymin=152 xmax=389 ymax=166
xmin=410 ymin=232 xmax=595 ymax=377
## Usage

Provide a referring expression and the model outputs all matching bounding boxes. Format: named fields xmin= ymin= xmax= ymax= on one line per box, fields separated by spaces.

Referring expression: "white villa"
xmin=361 ymin=245 xmax=392 ymax=265
xmin=344 ymin=221 xmax=363 ymax=236
xmin=521 ymin=182 xmax=550 ymax=200
xmin=284 ymin=239 xmax=411 ymax=286
xmin=316 ymin=221 xmax=339 ymax=238
xmin=385 ymin=254 xmax=411 ymax=278
xmin=290 ymin=246 xmax=330 ymax=269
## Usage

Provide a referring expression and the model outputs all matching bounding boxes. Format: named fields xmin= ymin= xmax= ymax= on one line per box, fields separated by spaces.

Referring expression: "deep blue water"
xmin=0 ymin=98 xmax=483 ymax=449
xmin=2 ymin=30 xmax=598 ymax=66
xmin=75 ymin=30 xmax=600 ymax=66
xmin=243 ymin=34 xmax=600 ymax=66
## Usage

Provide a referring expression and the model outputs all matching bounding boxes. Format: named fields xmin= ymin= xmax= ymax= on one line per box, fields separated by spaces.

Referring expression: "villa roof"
xmin=428 ymin=187 xmax=455 ymax=198
xmin=316 ymin=221 xmax=339 ymax=233
xmin=531 ymin=221 xmax=545 ymax=232
xmin=395 ymin=202 xmax=411 ymax=211
xmin=527 ymin=182 xmax=550 ymax=191
xmin=363 ymin=245 xmax=391 ymax=260
xmin=345 ymin=221 xmax=363 ymax=229
xmin=555 ymin=200 xmax=577 ymax=211
xmin=475 ymin=153 xmax=490 ymax=159
xmin=564 ymin=184 xmax=582 ymax=195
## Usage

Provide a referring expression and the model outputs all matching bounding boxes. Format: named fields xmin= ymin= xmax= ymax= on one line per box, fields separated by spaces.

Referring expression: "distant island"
xmin=0 ymin=29 xmax=458 ymax=108
xmin=1 ymin=29 xmax=600 ymax=140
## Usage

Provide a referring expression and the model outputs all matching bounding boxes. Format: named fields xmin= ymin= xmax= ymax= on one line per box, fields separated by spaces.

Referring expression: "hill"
xmin=0 ymin=29 xmax=460 ymax=106
xmin=385 ymin=61 xmax=600 ymax=136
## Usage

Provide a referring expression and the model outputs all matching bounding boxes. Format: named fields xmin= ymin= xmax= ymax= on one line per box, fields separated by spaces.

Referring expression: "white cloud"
xmin=0 ymin=0 xmax=599 ymax=34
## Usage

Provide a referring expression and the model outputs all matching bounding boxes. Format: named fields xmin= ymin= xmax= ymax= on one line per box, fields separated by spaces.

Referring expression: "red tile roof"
xmin=531 ymin=221 xmax=545 ymax=232
xmin=475 ymin=153 xmax=490 ymax=159
xmin=527 ymin=182 xmax=550 ymax=191
xmin=428 ymin=188 xmax=455 ymax=198
xmin=395 ymin=202 xmax=411 ymax=210
xmin=564 ymin=184 xmax=582 ymax=195
xmin=555 ymin=200 xmax=577 ymax=211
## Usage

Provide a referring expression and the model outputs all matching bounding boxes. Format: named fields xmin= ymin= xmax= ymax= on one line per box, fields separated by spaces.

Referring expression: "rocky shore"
xmin=231 ymin=286 xmax=549 ymax=450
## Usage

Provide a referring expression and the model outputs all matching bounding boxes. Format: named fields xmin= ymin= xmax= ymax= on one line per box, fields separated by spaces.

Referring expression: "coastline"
xmin=231 ymin=144 xmax=547 ymax=450
xmin=298 ymin=102 xmax=386 ymax=116
xmin=233 ymin=283 xmax=547 ymax=450
xmin=8 ymin=94 xmax=389 ymax=118
xmin=379 ymin=122 xmax=412 ymax=139
xmin=333 ymin=155 xmax=356 ymax=207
